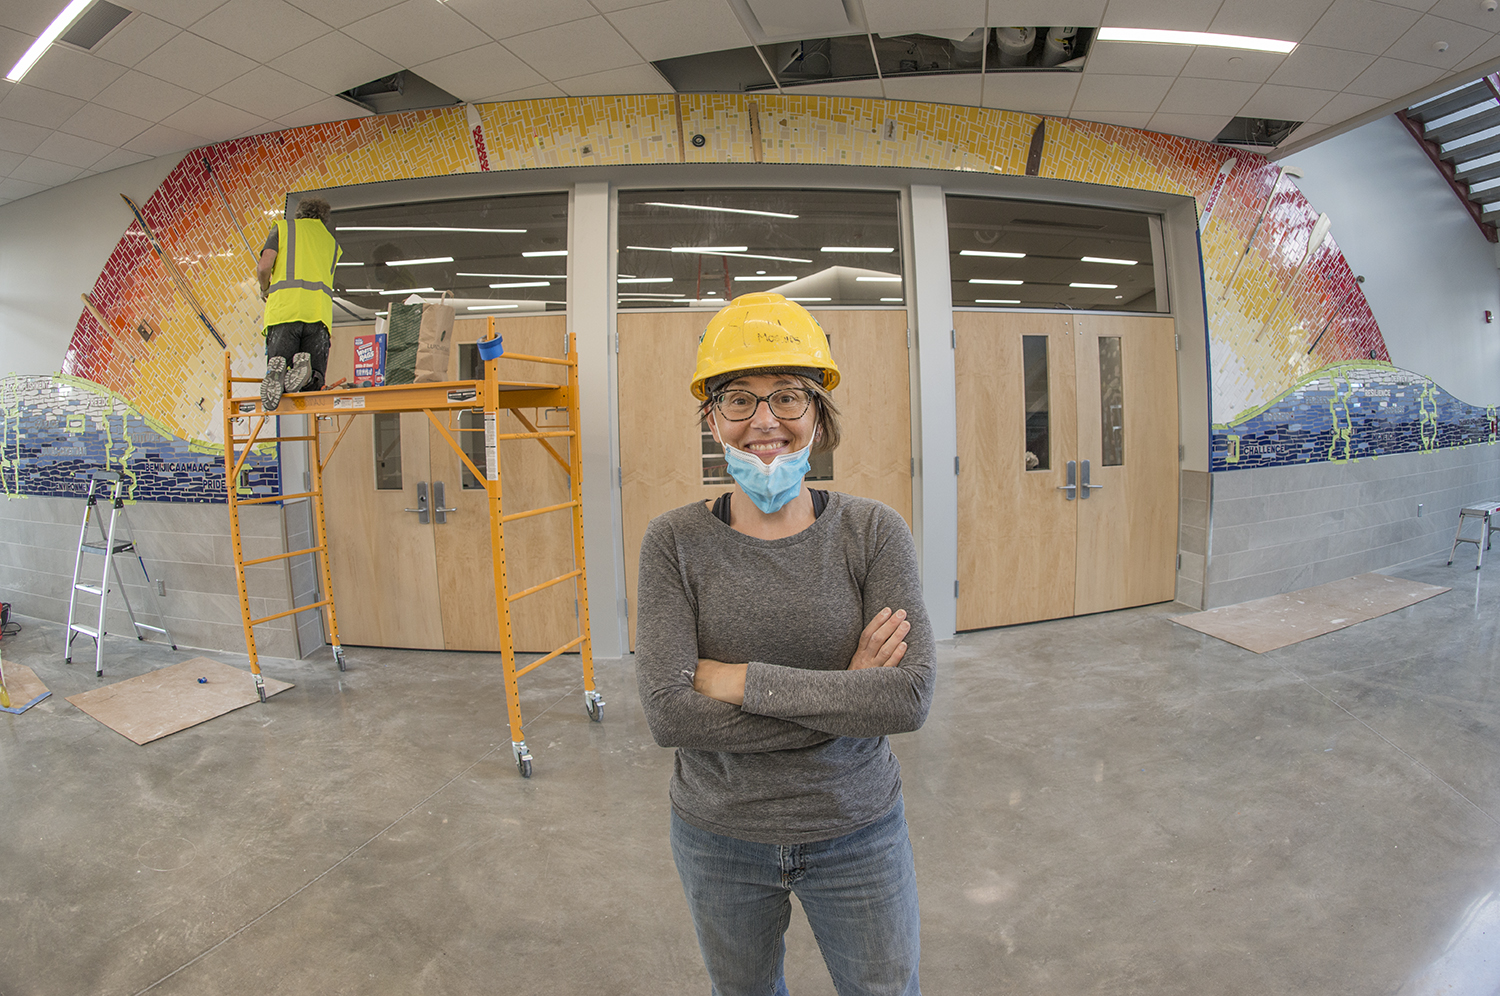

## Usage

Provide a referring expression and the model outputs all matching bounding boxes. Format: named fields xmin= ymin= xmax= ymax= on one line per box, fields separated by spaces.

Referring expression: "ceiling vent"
xmin=1214 ymin=117 xmax=1302 ymax=148
xmin=59 ymin=0 xmax=133 ymax=51
xmin=337 ymin=71 xmax=460 ymax=115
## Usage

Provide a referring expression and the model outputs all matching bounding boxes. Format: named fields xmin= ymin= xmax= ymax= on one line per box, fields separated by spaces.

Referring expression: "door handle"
xmin=1057 ymin=460 xmax=1077 ymax=500
xmin=404 ymin=481 xmax=430 ymax=523
xmin=433 ymin=481 xmax=457 ymax=523
xmin=1080 ymin=459 xmax=1104 ymax=499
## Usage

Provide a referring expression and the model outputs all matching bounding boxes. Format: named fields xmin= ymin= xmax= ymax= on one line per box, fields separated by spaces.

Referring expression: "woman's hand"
xmin=693 ymin=658 xmax=748 ymax=705
xmin=849 ymin=608 xmax=909 ymax=670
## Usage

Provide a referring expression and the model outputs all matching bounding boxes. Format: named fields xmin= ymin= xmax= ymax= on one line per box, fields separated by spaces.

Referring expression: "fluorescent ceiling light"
xmin=342 ymin=288 xmax=383 ymax=293
xmin=339 ymin=226 xmax=526 ymax=233
xmin=735 ymin=275 xmax=795 ymax=282
xmin=821 ymin=246 xmax=894 ymax=253
xmin=619 ymin=277 xmax=673 ymax=283
xmin=644 ymin=201 xmax=799 ymax=219
xmin=468 ymin=304 xmax=520 ymax=310
xmin=1070 ymin=282 xmax=1118 ymax=289
xmin=336 ymin=261 xmax=364 ymax=267
xmin=386 ymin=256 xmax=453 ymax=266
xmin=6 ymin=0 xmax=93 ymax=82
xmin=670 ymin=246 xmax=748 ymax=254
xmin=489 ymin=281 xmax=549 ymax=289
xmin=971 ymin=278 xmax=1023 ymax=285
xmin=621 ymin=293 xmax=687 ymax=298
xmin=379 ymin=286 xmax=436 ymax=295
xmin=1081 ymin=256 xmax=1138 ymax=266
xmin=1097 ymin=26 xmax=1296 ymax=54
xmin=880 ymin=297 xmax=904 ymax=302
xmin=523 ymin=250 xmax=568 ymax=257
xmin=459 ymin=272 xmax=566 ymax=279
xmin=856 ymin=276 xmax=902 ymax=282
xmin=788 ymin=297 xmax=831 ymax=302
xmin=960 ymin=250 xmax=1026 ymax=259
xmin=626 ymin=245 xmax=812 ymax=263
xmin=976 ymin=299 xmax=1021 ymax=304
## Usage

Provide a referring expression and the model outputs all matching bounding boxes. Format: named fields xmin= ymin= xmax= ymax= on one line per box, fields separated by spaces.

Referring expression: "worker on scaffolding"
xmin=636 ymin=293 xmax=935 ymax=996
xmin=257 ymin=196 xmax=342 ymax=410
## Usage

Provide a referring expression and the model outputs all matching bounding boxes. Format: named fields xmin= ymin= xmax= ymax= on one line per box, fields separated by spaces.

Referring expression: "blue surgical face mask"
xmin=715 ymin=415 xmax=814 ymax=514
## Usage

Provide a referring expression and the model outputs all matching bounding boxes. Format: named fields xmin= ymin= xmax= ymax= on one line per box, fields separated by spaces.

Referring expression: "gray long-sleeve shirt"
xmin=635 ymin=492 xmax=935 ymax=844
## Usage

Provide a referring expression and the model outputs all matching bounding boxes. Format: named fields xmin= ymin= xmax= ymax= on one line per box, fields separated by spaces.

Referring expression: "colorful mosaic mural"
xmin=0 ymin=374 xmax=279 ymax=503
xmin=31 ymin=92 xmax=1478 ymax=498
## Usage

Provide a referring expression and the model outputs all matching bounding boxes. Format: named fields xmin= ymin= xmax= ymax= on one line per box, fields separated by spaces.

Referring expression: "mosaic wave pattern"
xmin=1212 ymin=364 xmax=1499 ymax=471
xmin=0 ymin=374 xmax=278 ymax=503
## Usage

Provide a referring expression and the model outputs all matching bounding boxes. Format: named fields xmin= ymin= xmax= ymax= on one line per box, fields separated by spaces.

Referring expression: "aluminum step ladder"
xmin=65 ymin=471 xmax=177 ymax=676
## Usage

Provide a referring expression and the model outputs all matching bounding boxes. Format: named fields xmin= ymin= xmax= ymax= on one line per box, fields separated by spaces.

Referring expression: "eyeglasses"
xmin=713 ymin=388 xmax=814 ymax=422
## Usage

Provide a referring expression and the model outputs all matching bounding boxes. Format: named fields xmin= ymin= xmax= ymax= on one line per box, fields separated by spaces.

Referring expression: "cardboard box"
xmin=353 ymin=332 xmax=386 ymax=386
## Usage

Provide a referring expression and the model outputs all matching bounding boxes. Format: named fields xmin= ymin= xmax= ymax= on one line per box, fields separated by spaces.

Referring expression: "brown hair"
xmin=698 ymin=371 xmax=842 ymax=454
xmin=296 ymin=197 xmax=331 ymax=221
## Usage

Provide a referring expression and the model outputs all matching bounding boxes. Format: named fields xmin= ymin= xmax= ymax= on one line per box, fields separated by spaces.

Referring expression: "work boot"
xmin=261 ymin=356 xmax=286 ymax=410
xmin=285 ymin=352 xmax=312 ymax=394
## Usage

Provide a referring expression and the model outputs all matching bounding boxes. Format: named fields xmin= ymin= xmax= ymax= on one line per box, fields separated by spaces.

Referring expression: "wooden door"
xmin=954 ymin=311 xmax=1178 ymax=630
xmin=618 ymin=309 xmax=913 ymax=646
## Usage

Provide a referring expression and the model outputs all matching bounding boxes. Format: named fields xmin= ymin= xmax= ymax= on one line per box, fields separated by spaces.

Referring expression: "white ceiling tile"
xmin=1309 ymin=89 xmax=1389 ymax=122
xmin=0 ymin=87 xmax=85 ymax=127
xmin=773 ymin=79 xmax=884 ymax=97
xmin=162 ymin=96 xmax=271 ymax=141
xmin=0 ymin=5 xmax=54 ymax=34
xmin=606 ymin=0 xmax=751 ymax=62
xmin=981 ymin=71 xmax=1081 ymax=113
xmin=11 ymin=155 xmax=84 ymax=185
xmin=1096 ymin=0 xmax=1225 ymax=31
xmin=192 ymin=0 xmax=332 ymax=62
xmin=275 ymin=95 xmax=370 ymax=127
xmin=1455 ymin=31 xmax=1500 ymax=71
xmin=93 ymin=69 xmax=201 ymax=119
xmin=1072 ymin=72 xmax=1174 ymax=112
xmin=0 ymin=118 xmax=51 ymax=155
xmin=123 ymin=121 xmax=212 ymax=155
xmin=124 ymin=0 xmax=233 ymax=28
xmin=1302 ymin=0 xmax=1423 ymax=54
xmin=0 ymin=148 xmax=25 ymax=174
xmin=590 ymin=0 xmax=673 ymax=10
xmin=1382 ymin=14 xmax=1488 ymax=66
xmin=210 ymin=65 xmax=329 ymax=119
xmin=32 ymin=131 xmax=113 ymax=168
xmin=89 ymin=148 xmax=156 ymax=174
xmin=555 ymin=62 xmax=672 ymax=96
xmin=91 ymin=14 xmax=182 ymax=67
xmin=0 ymin=28 xmax=27 ymax=75
xmin=18 ymin=47 xmax=128 ymax=101
xmin=478 ymin=82 xmax=568 ymax=102
xmin=1240 ymin=83 xmax=1337 ymax=120
xmin=1282 ymin=121 xmax=1329 ymax=144
xmin=411 ymin=43 xmax=546 ymax=102
xmin=1266 ymin=44 xmax=1375 ymax=89
xmin=1427 ymin=0 xmax=1500 ymax=28
xmin=1145 ymin=111 xmax=1229 ymax=140
xmin=444 ymin=0 xmax=599 ymax=41
xmin=1072 ymin=110 xmax=1155 ymax=128
xmin=881 ymin=74 xmax=983 ymax=105
xmin=283 ymin=0 xmax=407 ymax=28
xmin=0 ymin=177 xmax=49 ymax=202
xmin=1158 ymin=76 xmax=1257 ymax=115
xmin=1378 ymin=0 xmax=1438 ymax=9
xmin=343 ymin=0 xmax=490 ymax=67
xmin=505 ymin=16 xmax=646 ymax=78
xmin=268 ymin=31 xmax=401 ymax=94
xmin=136 ymin=31 xmax=258 ymax=93
xmin=1082 ymin=40 xmax=1193 ymax=75
xmin=1180 ymin=48 xmax=1288 ymax=83
xmin=985 ymin=2 xmax=1108 ymax=27
xmin=861 ymin=0 xmax=984 ymax=38
xmin=1345 ymin=55 xmax=1443 ymax=97
xmin=59 ymin=103 xmax=155 ymax=145
xmin=1208 ymin=0 xmax=1334 ymax=40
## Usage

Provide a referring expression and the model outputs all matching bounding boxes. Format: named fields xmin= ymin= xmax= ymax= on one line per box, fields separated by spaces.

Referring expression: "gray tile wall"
xmin=1176 ymin=470 xmax=1210 ymax=610
xmin=1203 ymin=444 xmax=1500 ymax=608
xmin=0 ymin=497 xmax=300 ymax=660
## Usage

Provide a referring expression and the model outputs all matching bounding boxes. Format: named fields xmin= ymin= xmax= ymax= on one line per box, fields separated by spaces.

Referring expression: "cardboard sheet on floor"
xmin=1171 ymin=573 xmax=1450 ymax=654
xmin=1 ymin=663 xmax=51 ymax=714
xmin=66 ymin=657 xmax=292 ymax=744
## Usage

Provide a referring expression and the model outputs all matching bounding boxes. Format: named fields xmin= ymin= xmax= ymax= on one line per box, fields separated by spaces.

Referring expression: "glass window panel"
xmin=946 ymin=196 xmax=1162 ymax=313
xmin=1022 ymin=335 xmax=1050 ymax=471
xmin=617 ymin=189 xmax=903 ymax=309
xmin=458 ymin=342 xmax=482 ymax=381
xmin=373 ymin=412 xmax=402 ymax=490
xmin=459 ymin=410 xmax=485 ymax=489
xmin=326 ymin=192 xmax=568 ymax=325
xmin=1099 ymin=336 xmax=1125 ymax=467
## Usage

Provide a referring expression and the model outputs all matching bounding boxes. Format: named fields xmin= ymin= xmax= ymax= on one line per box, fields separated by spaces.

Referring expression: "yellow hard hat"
xmin=691 ymin=293 xmax=841 ymax=401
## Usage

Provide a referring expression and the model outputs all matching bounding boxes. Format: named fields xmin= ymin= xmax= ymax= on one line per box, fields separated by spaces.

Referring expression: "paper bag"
xmin=413 ymin=295 xmax=455 ymax=383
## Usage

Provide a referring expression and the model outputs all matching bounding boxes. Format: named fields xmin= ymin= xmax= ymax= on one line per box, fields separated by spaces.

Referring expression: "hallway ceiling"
xmin=2 ymin=0 xmax=1499 ymax=207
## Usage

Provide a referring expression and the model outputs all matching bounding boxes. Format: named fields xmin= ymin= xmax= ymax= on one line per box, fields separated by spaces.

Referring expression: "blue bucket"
xmin=477 ymin=335 xmax=505 ymax=361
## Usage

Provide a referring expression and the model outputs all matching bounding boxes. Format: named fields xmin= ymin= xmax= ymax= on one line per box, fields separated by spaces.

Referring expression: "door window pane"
xmin=618 ymin=189 xmax=903 ymax=309
xmin=1099 ymin=336 xmax=1125 ymax=466
xmin=459 ymin=411 xmax=486 ymax=489
xmin=373 ymin=413 xmax=402 ymax=490
xmin=1022 ymin=335 xmax=1050 ymax=471
xmin=947 ymin=196 xmax=1161 ymax=312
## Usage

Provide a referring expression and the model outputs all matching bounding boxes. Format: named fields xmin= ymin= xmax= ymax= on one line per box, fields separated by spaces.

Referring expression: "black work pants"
xmin=265 ymin=321 xmax=331 ymax=391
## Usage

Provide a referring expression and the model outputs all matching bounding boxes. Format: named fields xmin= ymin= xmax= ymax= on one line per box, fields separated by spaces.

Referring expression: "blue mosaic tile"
xmin=0 ymin=374 xmax=279 ymax=503
xmin=1212 ymin=364 xmax=1499 ymax=471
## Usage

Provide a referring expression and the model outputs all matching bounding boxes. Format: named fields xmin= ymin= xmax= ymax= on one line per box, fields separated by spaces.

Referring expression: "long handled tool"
xmin=120 ymin=193 xmax=227 ymax=349
xmin=0 ymin=647 xmax=11 ymax=709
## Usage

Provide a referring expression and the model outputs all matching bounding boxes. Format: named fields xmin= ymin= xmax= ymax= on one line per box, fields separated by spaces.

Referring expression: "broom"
xmin=0 ymin=646 xmax=10 ymax=709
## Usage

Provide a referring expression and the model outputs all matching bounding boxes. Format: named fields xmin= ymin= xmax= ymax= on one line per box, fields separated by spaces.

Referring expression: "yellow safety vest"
xmin=263 ymin=218 xmax=341 ymax=331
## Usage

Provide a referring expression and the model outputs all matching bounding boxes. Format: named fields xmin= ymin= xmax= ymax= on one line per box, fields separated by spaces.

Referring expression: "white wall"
xmin=1285 ymin=115 xmax=1500 ymax=407
xmin=0 ymin=154 xmax=179 ymax=377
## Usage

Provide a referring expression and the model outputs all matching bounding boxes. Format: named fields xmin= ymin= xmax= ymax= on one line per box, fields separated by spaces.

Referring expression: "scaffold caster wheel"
xmin=334 ymin=646 xmax=346 ymax=672
xmin=585 ymin=691 xmax=604 ymax=723
xmin=257 ymin=684 xmax=266 ymax=703
xmin=518 ymin=755 xmax=532 ymax=778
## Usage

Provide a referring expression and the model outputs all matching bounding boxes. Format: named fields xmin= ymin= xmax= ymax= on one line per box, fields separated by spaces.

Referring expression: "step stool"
xmin=1447 ymin=499 xmax=1500 ymax=570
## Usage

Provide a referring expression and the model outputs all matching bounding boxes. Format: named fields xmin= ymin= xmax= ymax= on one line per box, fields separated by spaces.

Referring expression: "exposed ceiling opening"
xmin=337 ymin=71 xmax=461 ymax=115
xmin=1215 ymin=117 xmax=1303 ymax=149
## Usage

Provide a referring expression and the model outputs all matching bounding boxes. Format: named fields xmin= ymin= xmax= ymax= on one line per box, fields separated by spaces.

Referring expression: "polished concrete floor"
xmin=2 ymin=556 xmax=1498 ymax=996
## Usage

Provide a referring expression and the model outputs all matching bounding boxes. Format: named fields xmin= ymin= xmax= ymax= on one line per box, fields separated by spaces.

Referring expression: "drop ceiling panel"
xmin=1072 ymin=73 xmax=1174 ymax=113
xmin=862 ymin=0 xmax=984 ymax=38
xmin=591 ymin=0 xmax=666 ymax=11
xmin=89 ymin=147 xmax=155 ymax=173
xmin=1378 ymin=0 xmax=1441 ymax=9
xmin=506 ymin=16 xmax=645 ymax=78
xmin=1145 ymin=111 xmax=1228 ymax=141
xmin=161 ymin=95 xmax=270 ymax=142
xmin=1097 ymin=0 xmax=1226 ymax=31
xmin=1455 ymin=32 xmax=1500 ymax=71
xmin=1283 ymin=122 xmax=1329 ymax=145
xmin=1082 ymin=41 xmax=1194 ymax=77
xmin=209 ymin=65 xmax=329 ymax=119
xmin=412 ymin=43 xmax=547 ymax=102
xmin=92 ymin=14 xmax=181 ymax=68
xmin=981 ymin=71 xmax=1081 ymax=114
xmin=1180 ymin=48 xmax=1288 ymax=84
xmin=283 ymin=0 xmax=407 ymax=29
xmin=1309 ymin=89 xmax=1388 ymax=123
xmin=33 ymin=131 xmax=114 ymax=169
xmin=746 ymin=0 xmax=857 ymax=40
xmin=1075 ymin=110 xmax=1155 ymax=129
xmin=1428 ymin=0 xmax=1500 ymax=29
xmin=60 ymin=103 xmax=155 ymax=146
xmin=769 ymin=79 xmax=883 ymax=98
xmin=0 ymin=27 xmax=28 ymax=70
xmin=276 ymin=94 xmax=372 ymax=128
xmin=0 ymin=119 xmax=53 ymax=156
xmin=1158 ymin=77 xmax=1257 ymax=116
xmin=1267 ymin=45 xmax=1376 ymax=90
xmin=0 ymin=88 xmax=86 ymax=128
xmin=442 ymin=0 xmax=600 ymax=41
xmin=1240 ymin=84 xmax=1338 ymax=120
xmin=1302 ymin=0 xmax=1424 ymax=55
xmin=192 ymin=0 xmax=331 ymax=63
xmin=94 ymin=70 xmax=204 ymax=119
xmin=607 ymin=0 xmax=752 ymax=63
xmin=1208 ymin=0 xmax=1334 ymax=40
xmin=982 ymin=2 xmax=1108 ymax=28
xmin=0 ymin=5 xmax=56 ymax=34
xmin=136 ymin=31 xmax=258 ymax=93
xmin=11 ymin=156 xmax=84 ymax=185
xmin=1383 ymin=14 xmax=1488 ymax=67
xmin=124 ymin=121 xmax=215 ymax=155
xmin=124 ymin=0 xmax=233 ymax=30
xmin=0 ymin=148 xmax=25 ymax=174
xmin=555 ymin=62 xmax=671 ymax=97
xmin=268 ymin=31 xmax=401 ymax=95
xmin=482 ymin=82 xmax=568 ymax=102
xmin=19 ymin=48 xmax=128 ymax=101
xmin=343 ymin=0 xmax=490 ymax=68
xmin=881 ymin=74 xmax=983 ymax=106
xmin=1346 ymin=56 xmax=1444 ymax=98
xmin=0 ymin=177 xmax=48 ymax=202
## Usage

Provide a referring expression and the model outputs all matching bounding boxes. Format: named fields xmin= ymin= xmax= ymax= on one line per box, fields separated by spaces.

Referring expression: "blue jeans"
xmin=670 ymin=798 xmax=921 ymax=996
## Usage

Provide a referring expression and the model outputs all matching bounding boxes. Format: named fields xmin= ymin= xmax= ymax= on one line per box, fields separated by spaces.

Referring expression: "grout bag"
xmin=384 ymin=294 xmax=454 ymax=384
